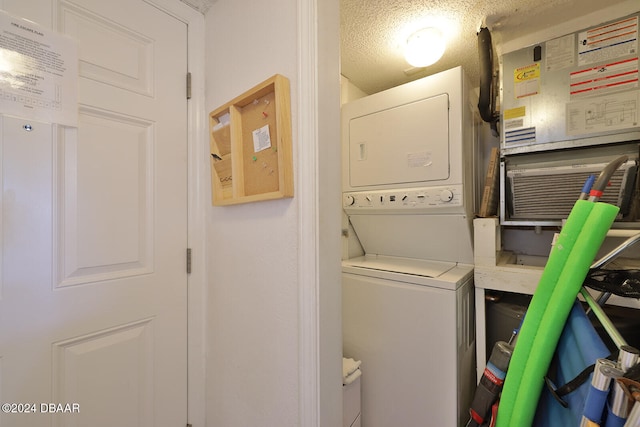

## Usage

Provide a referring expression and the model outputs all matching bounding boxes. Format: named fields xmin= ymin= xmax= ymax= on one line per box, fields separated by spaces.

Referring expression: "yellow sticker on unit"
xmin=514 ymin=63 xmax=540 ymax=81
xmin=503 ymin=106 xmax=526 ymax=120
xmin=514 ymin=63 xmax=541 ymax=98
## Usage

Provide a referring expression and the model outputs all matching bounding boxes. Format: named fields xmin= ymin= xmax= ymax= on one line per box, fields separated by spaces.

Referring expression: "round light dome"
xmin=404 ymin=27 xmax=446 ymax=68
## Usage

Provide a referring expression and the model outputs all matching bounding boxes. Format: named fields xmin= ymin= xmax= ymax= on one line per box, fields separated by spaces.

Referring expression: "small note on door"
xmin=252 ymin=124 xmax=272 ymax=152
xmin=408 ymin=151 xmax=432 ymax=167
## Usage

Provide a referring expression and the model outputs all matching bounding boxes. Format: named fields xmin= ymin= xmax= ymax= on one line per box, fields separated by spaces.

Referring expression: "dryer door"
xmin=347 ymin=93 xmax=450 ymax=188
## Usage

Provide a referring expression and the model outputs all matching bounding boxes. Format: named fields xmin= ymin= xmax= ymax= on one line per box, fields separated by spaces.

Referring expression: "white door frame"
xmin=141 ymin=1 xmax=207 ymax=426
xmin=297 ymin=1 xmax=342 ymax=426
xmin=144 ymin=2 xmax=337 ymax=427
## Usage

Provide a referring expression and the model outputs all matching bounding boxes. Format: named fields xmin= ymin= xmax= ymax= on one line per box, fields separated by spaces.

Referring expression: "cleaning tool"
xmin=625 ymin=401 xmax=640 ymax=427
xmin=588 ymin=156 xmax=629 ymax=203
xmin=579 ymin=175 xmax=596 ymax=200
xmin=578 ymin=250 xmax=639 ymax=426
xmin=467 ymin=341 xmax=514 ymax=427
xmin=580 ymin=288 xmax=628 ymax=350
xmin=610 ymin=347 xmax=640 ymax=425
xmin=581 ymin=359 xmax=624 ymax=426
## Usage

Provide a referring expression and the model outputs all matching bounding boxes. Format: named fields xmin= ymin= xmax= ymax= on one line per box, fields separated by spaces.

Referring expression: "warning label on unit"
xmin=578 ymin=16 xmax=638 ymax=66
xmin=514 ymin=63 xmax=540 ymax=98
xmin=545 ymin=34 xmax=576 ymax=71
xmin=570 ymin=57 xmax=639 ymax=99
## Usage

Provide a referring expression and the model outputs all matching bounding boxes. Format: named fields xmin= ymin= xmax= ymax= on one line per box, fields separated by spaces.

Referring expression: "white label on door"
xmin=408 ymin=151 xmax=432 ymax=167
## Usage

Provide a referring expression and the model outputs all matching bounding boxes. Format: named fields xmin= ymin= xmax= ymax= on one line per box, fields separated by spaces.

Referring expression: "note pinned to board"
xmin=252 ymin=124 xmax=272 ymax=152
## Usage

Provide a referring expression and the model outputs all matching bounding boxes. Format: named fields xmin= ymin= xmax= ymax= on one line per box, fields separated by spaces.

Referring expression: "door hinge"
xmin=186 ymin=248 xmax=192 ymax=274
xmin=186 ymin=72 xmax=192 ymax=100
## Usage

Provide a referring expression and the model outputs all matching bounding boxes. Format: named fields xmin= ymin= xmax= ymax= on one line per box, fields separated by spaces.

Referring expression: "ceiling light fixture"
xmin=404 ymin=27 xmax=446 ymax=68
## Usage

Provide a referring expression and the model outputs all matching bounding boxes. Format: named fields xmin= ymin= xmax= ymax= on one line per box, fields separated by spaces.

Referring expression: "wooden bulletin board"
xmin=209 ymin=74 xmax=293 ymax=206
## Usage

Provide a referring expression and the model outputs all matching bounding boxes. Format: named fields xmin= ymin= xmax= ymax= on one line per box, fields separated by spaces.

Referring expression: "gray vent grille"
xmin=507 ymin=161 xmax=636 ymax=219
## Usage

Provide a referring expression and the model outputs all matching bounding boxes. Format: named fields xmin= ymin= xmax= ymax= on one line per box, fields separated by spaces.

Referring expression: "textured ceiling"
xmin=341 ymin=0 xmax=633 ymax=94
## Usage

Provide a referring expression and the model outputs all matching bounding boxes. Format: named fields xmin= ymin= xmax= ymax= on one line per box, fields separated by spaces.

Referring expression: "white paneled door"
xmin=0 ymin=0 xmax=188 ymax=426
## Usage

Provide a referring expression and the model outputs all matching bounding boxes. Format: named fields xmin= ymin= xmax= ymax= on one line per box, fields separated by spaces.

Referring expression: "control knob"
xmin=344 ymin=195 xmax=355 ymax=206
xmin=440 ymin=189 xmax=454 ymax=202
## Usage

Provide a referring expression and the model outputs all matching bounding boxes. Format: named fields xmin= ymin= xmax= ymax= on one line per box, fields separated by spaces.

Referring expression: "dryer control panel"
xmin=343 ymin=185 xmax=464 ymax=214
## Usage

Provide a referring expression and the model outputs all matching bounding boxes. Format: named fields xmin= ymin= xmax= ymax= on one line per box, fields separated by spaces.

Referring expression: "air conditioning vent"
xmin=506 ymin=160 xmax=637 ymax=220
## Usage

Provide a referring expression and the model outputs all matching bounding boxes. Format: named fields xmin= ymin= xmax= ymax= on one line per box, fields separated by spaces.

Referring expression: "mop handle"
xmin=624 ymin=401 xmax=640 ymax=427
xmin=611 ymin=347 xmax=640 ymax=419
xmin=580 ymin=359 xmax=624 ymax=427
xmin=579 ymin=175 xmax=596 ymax=200
xmin=579 ymin=287 xmax=627 ymax=349
xmin=588 ymin=155 xmax=629 ymax=202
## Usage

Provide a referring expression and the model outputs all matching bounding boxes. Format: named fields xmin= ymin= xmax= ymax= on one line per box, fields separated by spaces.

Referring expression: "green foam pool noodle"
xmin=505 ymin=202 xmax=619 ymax=426
xmin=496 ymin=201 xmax=619 ymax=427
xmin=496 ymin=200 xmax=593 ymax=426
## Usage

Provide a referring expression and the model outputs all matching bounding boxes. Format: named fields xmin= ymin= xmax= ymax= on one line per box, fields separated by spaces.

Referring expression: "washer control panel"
xmin=343 ymin=185 xmax=465 ymax=212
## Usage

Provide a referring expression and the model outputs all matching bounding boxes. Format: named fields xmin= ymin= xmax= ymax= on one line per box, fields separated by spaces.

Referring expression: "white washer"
xmin=341 ymin=67 xmax=478 ymax=426
xmin=342 ymin=256 xmax=475 ymax=427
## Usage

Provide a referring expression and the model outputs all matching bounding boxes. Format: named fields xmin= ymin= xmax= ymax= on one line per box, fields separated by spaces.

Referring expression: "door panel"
xmin=57 ymin=108 xmax=154 ymax=286
xmin=60 ymin=1 xmax=154 ymax=96
xmin=52 ymin=318 xmax=155 ymax=427
xmin=0 ymin=0 xmax=188 ymax=426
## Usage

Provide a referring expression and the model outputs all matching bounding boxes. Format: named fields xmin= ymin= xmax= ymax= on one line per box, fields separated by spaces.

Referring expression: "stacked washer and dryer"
xmin=342 ymin=67 xmax=478 ymax=427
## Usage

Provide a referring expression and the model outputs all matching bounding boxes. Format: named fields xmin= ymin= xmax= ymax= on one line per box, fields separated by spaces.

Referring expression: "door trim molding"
xmin=297 ymin=0 xmax=320 ymax=424
xmin=297 ymin=0 xmax=342 ymax=426
xmin=143 ymin=1 xmax=207 ymax=426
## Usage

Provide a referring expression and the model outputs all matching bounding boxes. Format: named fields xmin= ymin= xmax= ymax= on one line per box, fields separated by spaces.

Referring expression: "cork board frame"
xmin=209 ymin=74 xmax=293 ymax=206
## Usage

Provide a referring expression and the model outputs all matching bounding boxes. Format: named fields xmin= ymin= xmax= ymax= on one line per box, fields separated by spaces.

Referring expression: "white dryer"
xmin=342 ymin=67 xmax=477 ymax=427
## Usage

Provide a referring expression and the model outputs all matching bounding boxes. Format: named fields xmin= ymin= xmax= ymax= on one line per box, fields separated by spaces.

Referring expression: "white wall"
xmin=204 ymin=1 xmax=342 ymax=426
xmin=204 ymin=3 xmax=298 ymax=425
xmin=340 ymin=75 xmax=368 ymax=103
